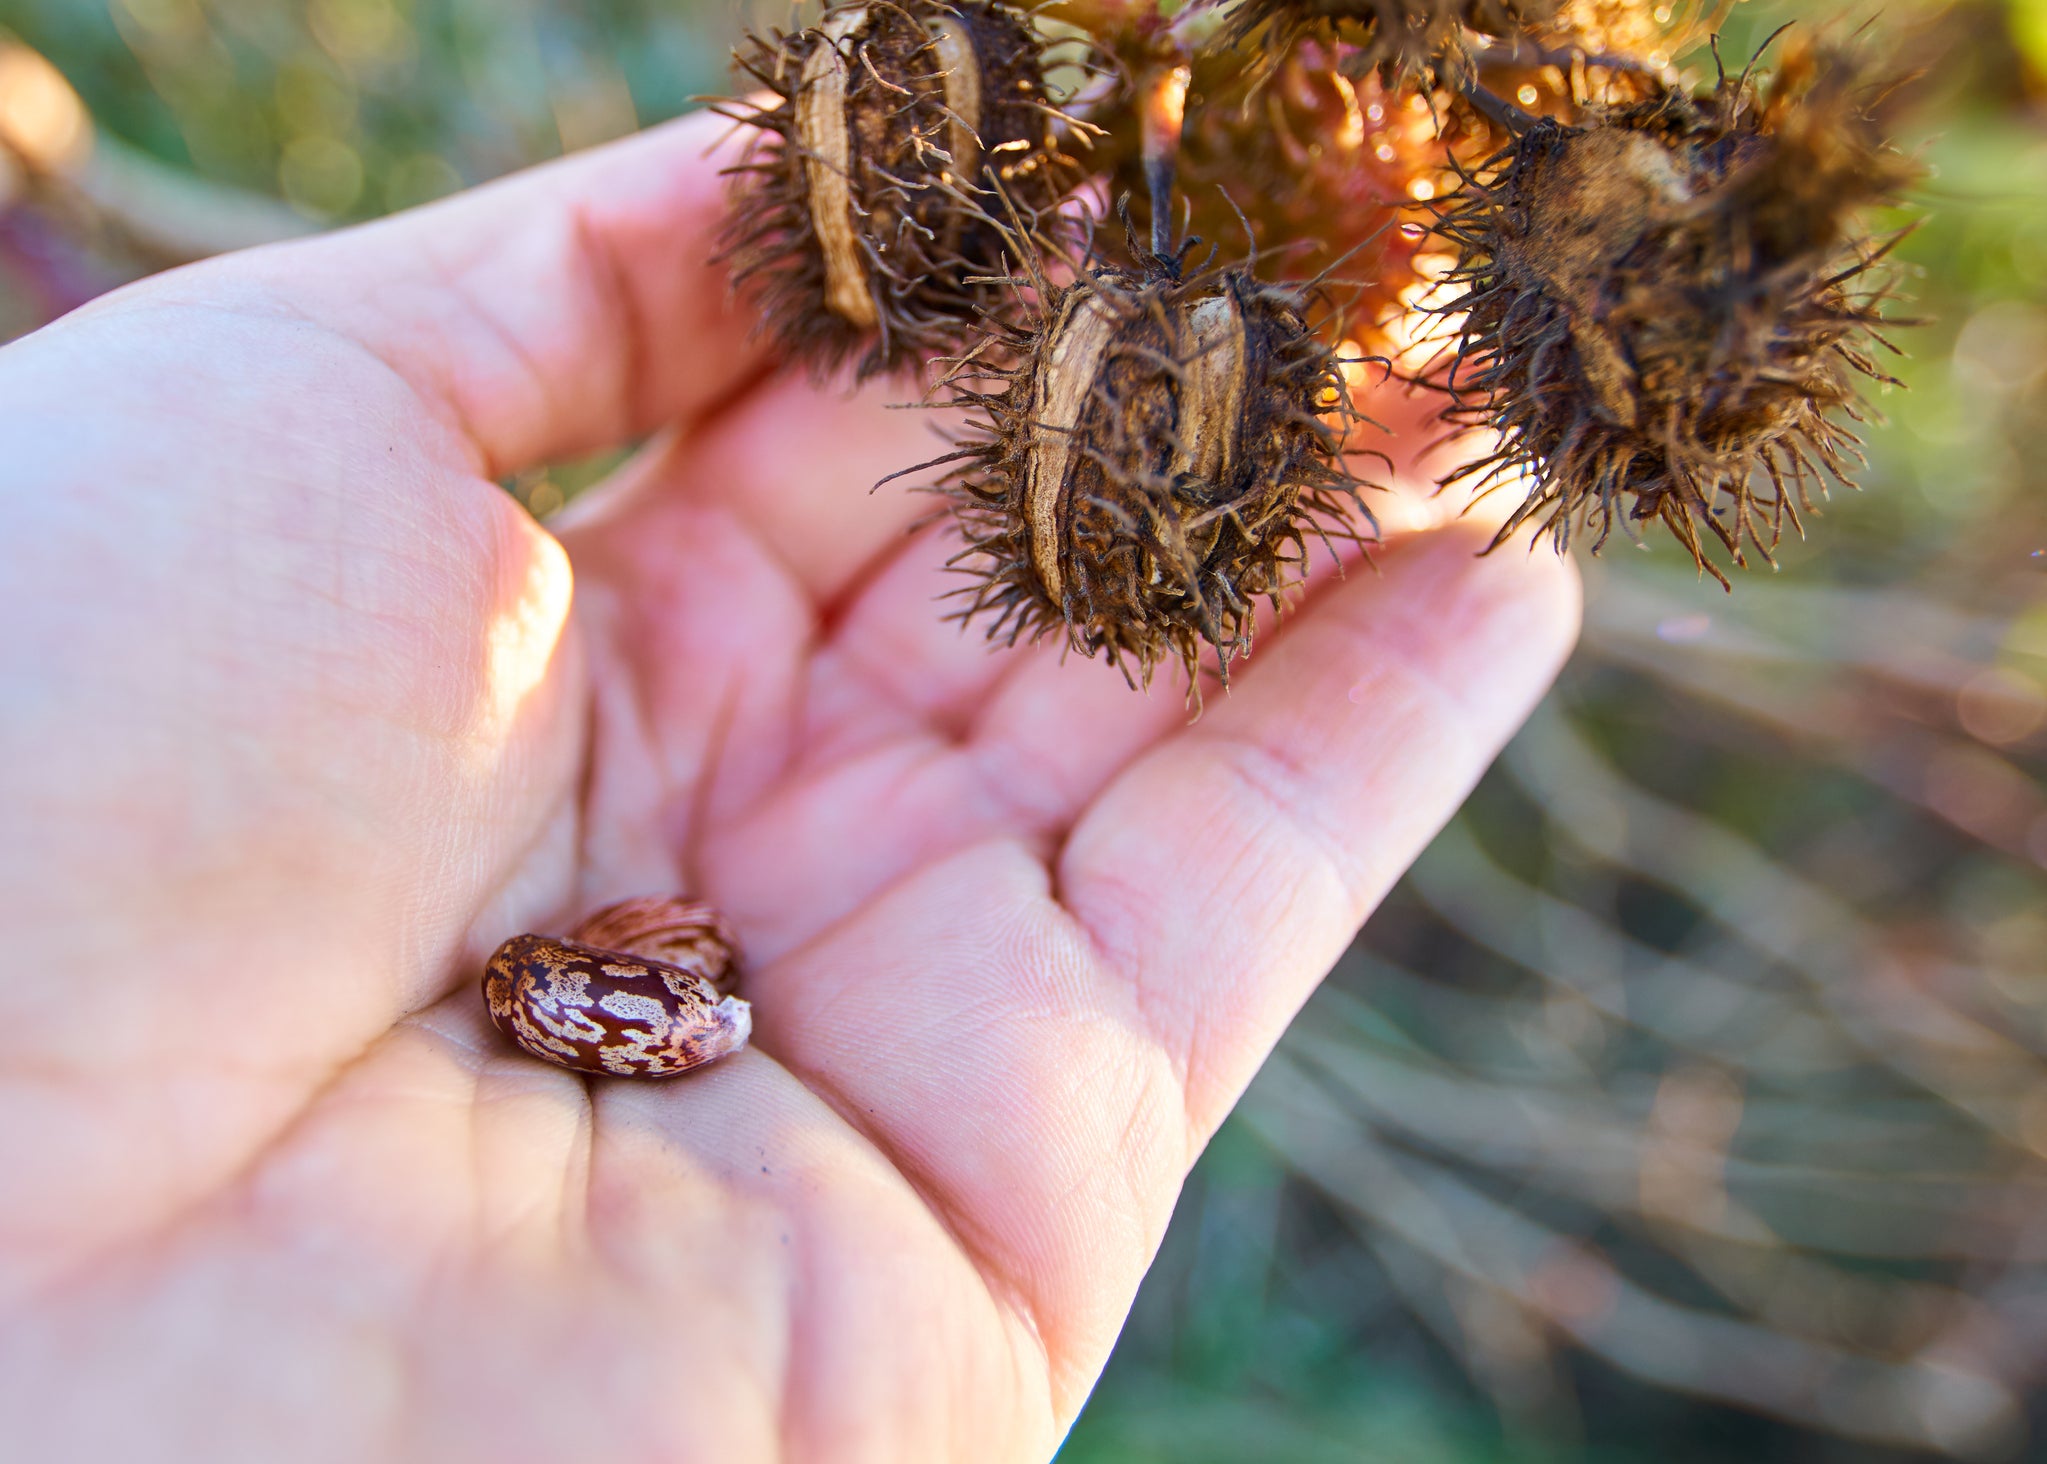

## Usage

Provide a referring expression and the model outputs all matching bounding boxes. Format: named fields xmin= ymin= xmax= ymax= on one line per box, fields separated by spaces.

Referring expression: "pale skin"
xmin=0 ymin=111 xmax=1577 ymax=1461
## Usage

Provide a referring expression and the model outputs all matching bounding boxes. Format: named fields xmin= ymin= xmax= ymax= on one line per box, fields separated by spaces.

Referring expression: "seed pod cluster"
xmin=711 ymin=0 xmax=1928 ymax=681
xmin=483 ymin=899 xmax=749 ymax=1079
xmin=1432 ymin=40 xmax=1917 ymax=580
xmin=934 ymin=253 xmax=1369 ymax=688
xmin=719 ymin=0 xmax=1082 ymax=380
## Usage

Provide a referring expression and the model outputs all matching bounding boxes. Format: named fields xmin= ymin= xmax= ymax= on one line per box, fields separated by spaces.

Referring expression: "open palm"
xmin=0 ymin=112 xmax=1576 ymax=1462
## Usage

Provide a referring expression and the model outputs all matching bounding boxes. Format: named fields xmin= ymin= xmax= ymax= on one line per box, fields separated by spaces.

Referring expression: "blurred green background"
xmin=5 ymin=0 xmax=2047 ymax=1458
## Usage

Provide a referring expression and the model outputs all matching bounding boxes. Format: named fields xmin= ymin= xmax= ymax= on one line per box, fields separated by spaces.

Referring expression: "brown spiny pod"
xmin=1216 ymin=0 xmax=1563 ymax=83
xmin=482 ymin=898 xmax=749 ymax=1078
xmin=929 ymin=248 xmax=1372 ymax=690
xmin=1431 ymin=38 xmax=1918 ymax=582
xmin=717 ymin=0 xmax=1084 ymax=380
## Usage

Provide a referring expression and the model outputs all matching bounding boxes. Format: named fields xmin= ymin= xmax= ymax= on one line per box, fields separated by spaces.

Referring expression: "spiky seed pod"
xmin=933 ymin=256 xmax=1372 ymax=689
xmin=1216 ymin=0 xmax=1562 ymax=83
xmin=1432 ymin=41 xmax=1918 ymax=582
xmin=1468 ymin=0 xmax=1675 ymax=117
xmin=719 ymin=0 xmax=1082 ymax=380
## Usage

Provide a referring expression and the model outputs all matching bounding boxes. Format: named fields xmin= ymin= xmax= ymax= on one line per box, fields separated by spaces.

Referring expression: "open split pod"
xmin=925 ymin=241 xmax=1377 ymax=696
xmin=719 ymin=0 xmax=1090 ymax=380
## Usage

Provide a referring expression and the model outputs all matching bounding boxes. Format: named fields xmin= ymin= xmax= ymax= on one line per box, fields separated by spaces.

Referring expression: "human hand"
xmin=0 ymin=109 xmax=1577 ymax=1461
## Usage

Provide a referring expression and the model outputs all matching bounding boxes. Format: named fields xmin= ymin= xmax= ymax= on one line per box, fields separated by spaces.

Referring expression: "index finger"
xmin=717 ymin=521 xmax=1579 ymax=1410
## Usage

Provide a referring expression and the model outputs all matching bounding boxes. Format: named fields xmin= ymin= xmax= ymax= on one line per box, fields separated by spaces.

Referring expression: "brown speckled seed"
xmin=563 ymin=897 xmax=740 ymax=995
xmin=482 ymin=900 xmax=750 ymax=1078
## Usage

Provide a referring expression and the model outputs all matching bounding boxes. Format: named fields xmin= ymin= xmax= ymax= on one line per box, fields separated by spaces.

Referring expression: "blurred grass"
xmin=1059 ymin=16 xmax=2047 ymax=1454
xmin=5 ymin=1 xmax=2047 ymax=1459
xmin=2 ymin=0 xmax=723 ymax=216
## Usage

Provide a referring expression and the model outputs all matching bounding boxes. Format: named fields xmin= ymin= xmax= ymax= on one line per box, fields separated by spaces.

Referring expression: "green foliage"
xmin=2 ymin=0 xmax=723 ymax=219
xmin=1060 ymin=5 xmax=2047 ymax=1459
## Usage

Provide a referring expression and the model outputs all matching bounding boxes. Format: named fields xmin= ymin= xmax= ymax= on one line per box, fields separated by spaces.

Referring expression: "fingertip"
xmin=1380 ymin=519 xmax=1585 ymax=717
xmin=1057 ymin=517 xmax=1582 ymax=1132
xmin=1239 ymin=520 xmax=1582 ymax=781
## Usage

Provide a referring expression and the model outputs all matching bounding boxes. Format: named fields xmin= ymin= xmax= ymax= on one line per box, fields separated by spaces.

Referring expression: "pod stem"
xmin=1139 ymin=63 xmax=1191 ymax=262
xmin=1456 ymin=73 xmax=1540 ymax=135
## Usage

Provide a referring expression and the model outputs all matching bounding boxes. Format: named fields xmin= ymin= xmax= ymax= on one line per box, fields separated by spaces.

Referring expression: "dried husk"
xmin=1431 ymin=40 xmax=1919 ymax=582
xmin=1217 ymin=0 xmax=1564 ymax=83
xmin=718 ymin=0 xmax=1083 ymax=380
xmin=931 ymin=256 xmax=1372 ymax=690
